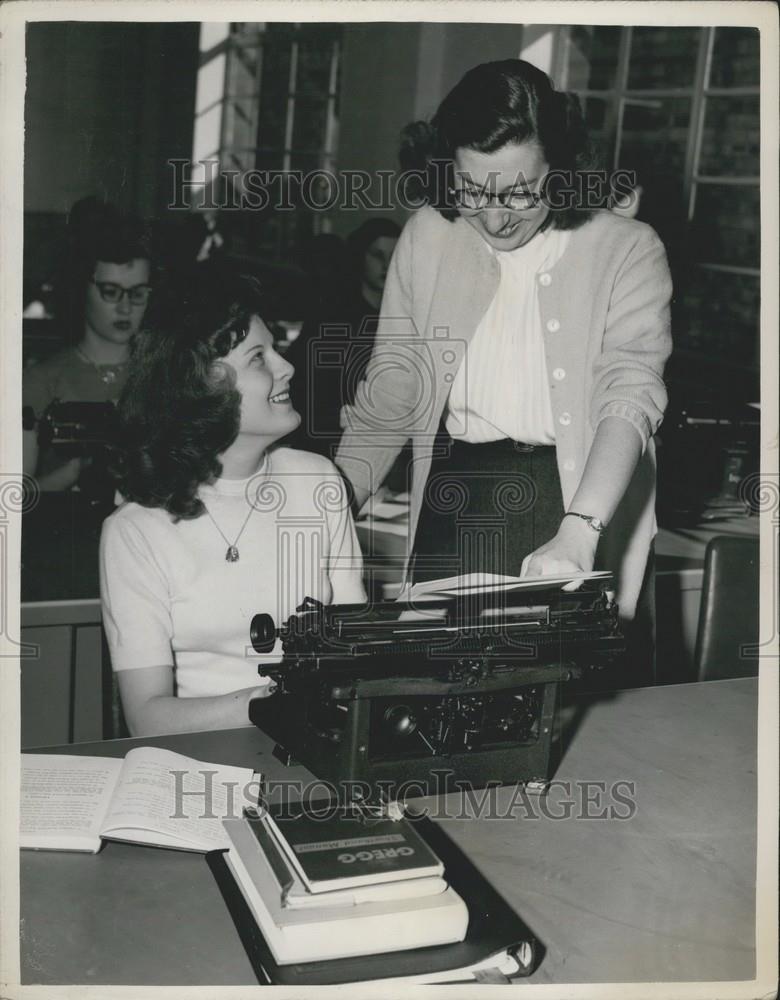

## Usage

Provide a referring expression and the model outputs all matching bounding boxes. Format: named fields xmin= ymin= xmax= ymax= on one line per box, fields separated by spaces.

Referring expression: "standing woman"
xmin=336 ymin=60 xmax=672 ymax=676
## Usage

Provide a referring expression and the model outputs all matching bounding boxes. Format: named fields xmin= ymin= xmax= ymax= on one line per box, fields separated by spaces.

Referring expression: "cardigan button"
xmin=563 ymin=459 xmax=576 ymax=472
xmin=539 ymin=272 xmax=552 ymax=287
xmin=546 ymin=318 xmax=560 ymax=333
xmin=559 ymin=412 xmax=572 ymax=426
xmin=552 ymin=367 xmax=566 ymax=381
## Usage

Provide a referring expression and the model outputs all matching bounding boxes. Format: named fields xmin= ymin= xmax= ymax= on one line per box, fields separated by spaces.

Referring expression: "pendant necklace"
xmin=75 ymin=345 xmax=125 ymax=385
xmin=203 ymin=502 xmax=256 ymax=563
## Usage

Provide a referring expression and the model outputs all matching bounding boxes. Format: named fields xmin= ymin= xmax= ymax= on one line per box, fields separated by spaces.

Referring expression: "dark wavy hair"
xmin=399 ymin=59 xmax=598 ymax=228
xmin=113 ymin=267 xmax=266 ymax=520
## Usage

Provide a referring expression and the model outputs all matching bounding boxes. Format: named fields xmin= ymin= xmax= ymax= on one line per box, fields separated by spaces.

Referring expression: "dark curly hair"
xmin=399 ymin=59 xmax=599 ymax=229
xmin=113 ymin=267 xmax=267 ymax=520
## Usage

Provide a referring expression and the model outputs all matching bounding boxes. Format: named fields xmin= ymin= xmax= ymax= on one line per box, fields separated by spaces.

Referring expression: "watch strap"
xmin=564 ymin=511 xmax=605 ymax=533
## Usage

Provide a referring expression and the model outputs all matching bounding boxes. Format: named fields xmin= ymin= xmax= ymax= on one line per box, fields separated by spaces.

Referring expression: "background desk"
xmin=20 ymin=677 xmax=757 ymax=985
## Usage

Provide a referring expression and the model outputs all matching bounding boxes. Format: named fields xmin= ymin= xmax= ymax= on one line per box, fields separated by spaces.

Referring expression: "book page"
xmin=20 ymin=754 xmax=124 ymax=851
xmin=100 ymin=746 xmax=257 ymax=851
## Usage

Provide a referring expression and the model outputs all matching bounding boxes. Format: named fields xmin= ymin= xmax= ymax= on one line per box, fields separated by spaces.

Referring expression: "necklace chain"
xmin=75 ymin=345 xmax=126 ymax=385
xmin=203 ymin=501 xmax=256 ymax=563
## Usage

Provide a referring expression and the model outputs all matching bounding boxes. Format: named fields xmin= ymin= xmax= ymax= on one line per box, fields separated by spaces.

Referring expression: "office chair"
xmin=694 ymin=535 xmax=760 ymax=682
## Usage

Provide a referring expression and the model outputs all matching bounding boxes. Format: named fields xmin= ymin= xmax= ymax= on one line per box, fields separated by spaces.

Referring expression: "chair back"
xmin=21 ymin=599 xmax=128 ymax=746
xmin=694 ymin=535 xmax=759 ymax=682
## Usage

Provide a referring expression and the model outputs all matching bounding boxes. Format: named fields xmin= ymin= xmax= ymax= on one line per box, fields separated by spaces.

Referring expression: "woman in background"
xmin=23 ymin=204 xmax=152 ymax=492
xmin=336 ymin=60 xmax=673 ymax=679
xmin=288 ymin=219 xmax=400 ymax=458
xmin=101 ymin=269 xmax=365 ymax=736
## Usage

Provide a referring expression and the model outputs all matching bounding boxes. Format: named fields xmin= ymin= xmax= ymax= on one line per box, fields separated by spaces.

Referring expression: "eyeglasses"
xmin=448 ymin=186 xmax=544 ymax=212
xmin=90 ymin=280 xmax=152 ymax=306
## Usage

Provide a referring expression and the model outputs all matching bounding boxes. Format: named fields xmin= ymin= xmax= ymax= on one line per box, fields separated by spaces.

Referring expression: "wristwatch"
xmin=565 ymin=511 xmax=606 ymax=533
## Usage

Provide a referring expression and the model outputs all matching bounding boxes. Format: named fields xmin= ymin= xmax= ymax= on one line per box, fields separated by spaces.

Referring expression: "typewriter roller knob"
xmin=383 ymin=704 xmax=417 ymax=739
xmin=250 ymin=613 xmax=277 ymax=653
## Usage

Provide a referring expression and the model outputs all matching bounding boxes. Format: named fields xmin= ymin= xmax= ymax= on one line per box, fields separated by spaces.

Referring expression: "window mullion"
xmin=283 ymin=35 xmax=299 ymax=173
xmin=684 ymin=27 xmax=714 ymax=221
xmin=322 ymin=37 xmax=340 ymax=173
xmin=611 ymin=26 xmax=633 ymax=169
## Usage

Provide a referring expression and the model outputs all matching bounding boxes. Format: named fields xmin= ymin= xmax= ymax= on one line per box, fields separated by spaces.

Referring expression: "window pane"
xmin=255 ymin=149 xmax=283 ymax=171
xmin=256 ymin=36 xmax=291 ymax=154
xmin=296 ymin=32 xmax=335 ymax=97
xmin=583 ymin=95 xmax=609 ymax=132
xmin=690 ymin=184 xmax=760 ymax=268
xmin=289 ymin=150 xmax=320 ymax=174
xmin=709 ymin=27 xmax=759 ymax=88
xmin=225 ymin=41 xmax=262 ymax=100
xmin=676 ymin=267 xmax=759 ymax=366
xmin=619 ymin=98 xmax=691 ymax=177
xmin=582 ymin=97 xmax=613 ymax=167
xmin=291 ymin=98 xmax=327 ymax=157
xmin=627 ymin=27 xmax=701 ymax=89
xmin=564 ymin=25 xmax=621 ymax=91
xmin=698 ymin=96 xmax=760 ymax=176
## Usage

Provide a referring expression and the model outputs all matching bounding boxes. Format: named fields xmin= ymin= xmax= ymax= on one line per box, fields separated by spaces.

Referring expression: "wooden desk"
xmin=19 ymin=677 xmax=759 ymax=986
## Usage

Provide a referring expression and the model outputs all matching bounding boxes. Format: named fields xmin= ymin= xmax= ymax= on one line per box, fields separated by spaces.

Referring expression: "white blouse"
xmin=445 ymin=226 xmax=571 ymax=444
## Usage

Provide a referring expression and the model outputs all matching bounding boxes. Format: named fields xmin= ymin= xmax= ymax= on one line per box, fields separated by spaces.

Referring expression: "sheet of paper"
xmin=405 ymin=570 xmax=612 ymax=600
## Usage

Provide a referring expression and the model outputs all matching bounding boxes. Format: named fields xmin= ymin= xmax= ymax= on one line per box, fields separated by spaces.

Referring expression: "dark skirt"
xmin=410 ymin=433 xmax=564 ymax=583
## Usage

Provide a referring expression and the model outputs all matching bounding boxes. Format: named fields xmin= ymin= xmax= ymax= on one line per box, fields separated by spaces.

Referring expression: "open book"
xmin=21 ymin=747 xmax=259 ymax=854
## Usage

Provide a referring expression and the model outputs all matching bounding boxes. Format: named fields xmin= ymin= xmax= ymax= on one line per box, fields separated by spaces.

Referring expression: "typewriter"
xmin=249 ymin=574 xmax=623 ymax=801
xmin=23 ymin=400 xmax=119 ymax=452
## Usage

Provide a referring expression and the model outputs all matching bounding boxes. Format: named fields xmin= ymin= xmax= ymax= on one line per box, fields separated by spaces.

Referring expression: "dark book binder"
xmin=207 ymin=816 xmax=544 ymax=986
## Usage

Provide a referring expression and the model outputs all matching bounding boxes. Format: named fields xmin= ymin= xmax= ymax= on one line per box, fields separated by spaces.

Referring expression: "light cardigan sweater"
xmin=336 ymin=207 xmax=673 ymax=618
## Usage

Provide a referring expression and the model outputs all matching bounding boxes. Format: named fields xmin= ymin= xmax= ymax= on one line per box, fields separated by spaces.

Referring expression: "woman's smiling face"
xmin=220 ymin=316 xmax=300 ymax=447
xmin=453 ymin=141 xmax=550 ymax=252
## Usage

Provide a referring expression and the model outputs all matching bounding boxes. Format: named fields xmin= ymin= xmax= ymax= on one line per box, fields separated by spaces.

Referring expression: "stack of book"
xmin=212 ymin=802 xmax=541 ymax=985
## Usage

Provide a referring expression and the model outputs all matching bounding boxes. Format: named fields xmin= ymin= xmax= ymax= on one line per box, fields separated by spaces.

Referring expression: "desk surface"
xmin=20 ymin=677 xmax=758 ymax=986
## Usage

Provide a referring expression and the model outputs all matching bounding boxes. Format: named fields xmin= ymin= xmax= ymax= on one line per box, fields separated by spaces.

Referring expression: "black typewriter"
xmin=249 ymin=574 xmax=623 ymax=801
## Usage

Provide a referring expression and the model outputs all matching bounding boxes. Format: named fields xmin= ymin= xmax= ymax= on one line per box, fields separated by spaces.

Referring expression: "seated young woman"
xmin=100 ymin=270 xmax=366 ymax=737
